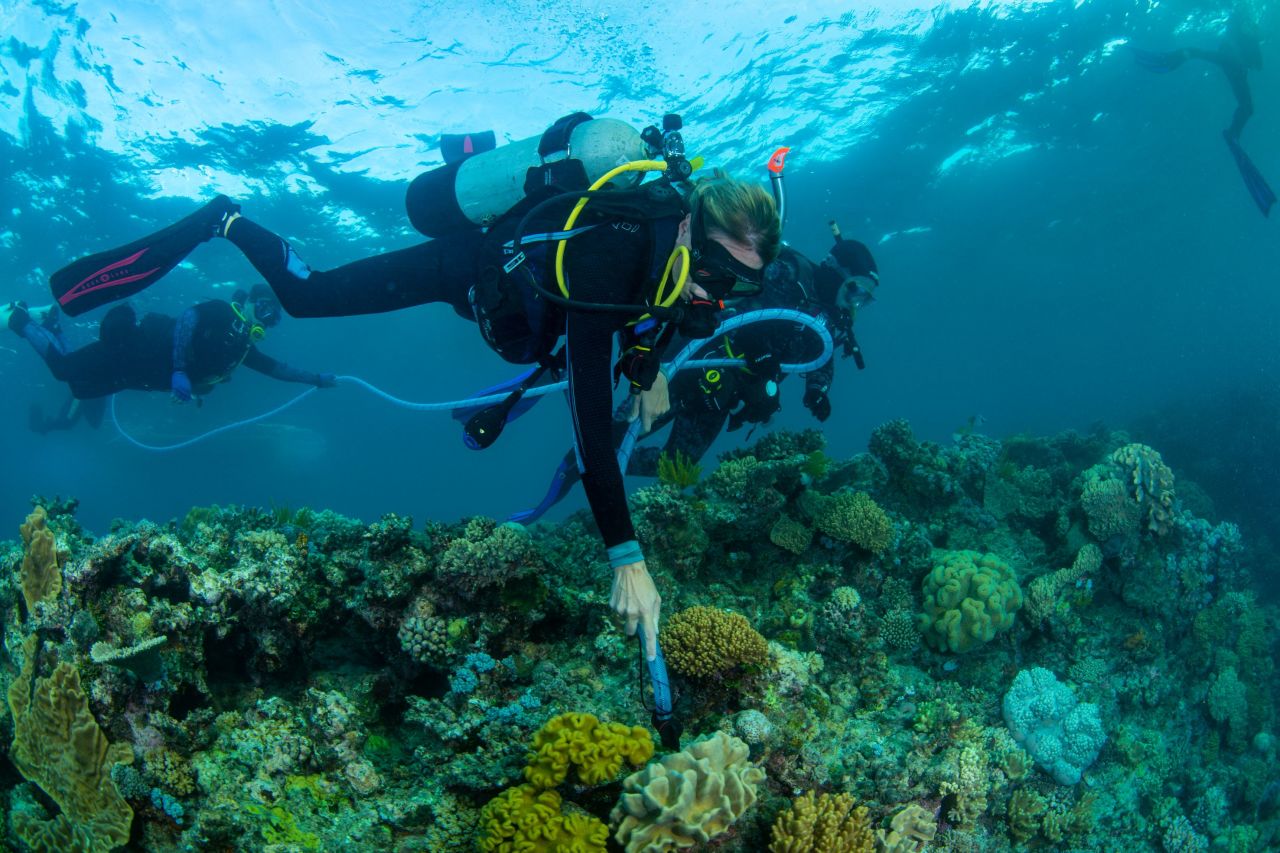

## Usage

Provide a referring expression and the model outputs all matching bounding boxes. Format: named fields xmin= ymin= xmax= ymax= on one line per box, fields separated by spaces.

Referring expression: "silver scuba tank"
xmin=407 ymin=117 xmax=646 ymax=238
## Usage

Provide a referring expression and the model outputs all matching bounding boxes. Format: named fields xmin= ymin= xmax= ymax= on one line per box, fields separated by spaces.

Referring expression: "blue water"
xmin=1 ymin=0 xmax=1277 ymax=546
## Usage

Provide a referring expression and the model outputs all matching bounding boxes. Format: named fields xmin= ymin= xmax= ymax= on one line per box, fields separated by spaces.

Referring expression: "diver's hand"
xmin=627 ymin=371 xmax=670 ymax=433
xmin=610 ymin=560 xmax=661 ymax=660
xmin=170 ymin=370 xmax=193 ymax=403
xmin=313 ymin=373 xmax=338 ymax=388
xmin=804 ymin=386 xmax=832 ymax=422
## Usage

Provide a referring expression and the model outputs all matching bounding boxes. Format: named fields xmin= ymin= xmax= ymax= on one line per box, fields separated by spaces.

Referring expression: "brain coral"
xmin=920 ymin=550 xmax=1023 ymax=653
xmin=662 ymin=607 xmax=771 ymax=679
xmin=611 ymin=732 xmax=765 ymax=852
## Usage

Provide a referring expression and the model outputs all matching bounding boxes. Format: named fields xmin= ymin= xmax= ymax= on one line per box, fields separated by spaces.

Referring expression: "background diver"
xmin=2 ymin=284 xmax=337 ymax=420
xmin=511 ymin=229 xmax=880 ymax=524
xmin=1132 ymin=14 xmax=1275 ymax=216
xmin=36 ymin=113 xmax=781 ymax=675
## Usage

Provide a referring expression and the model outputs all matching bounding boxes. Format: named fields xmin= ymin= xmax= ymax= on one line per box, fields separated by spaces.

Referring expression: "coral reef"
xmin=0 ymin=421 xmax=1276 ymax=853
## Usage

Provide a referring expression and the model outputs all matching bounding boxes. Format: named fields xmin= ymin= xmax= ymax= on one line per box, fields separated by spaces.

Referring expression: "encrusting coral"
xmin=768 ymin=790 xmax=874 ymax=852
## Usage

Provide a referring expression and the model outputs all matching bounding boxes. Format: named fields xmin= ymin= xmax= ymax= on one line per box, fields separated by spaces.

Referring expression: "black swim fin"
xmin=1224 ymin=134 xmax=1276 ymax=217
xmin=50 ymin=195 xmax=239 ymax=316
xmin=1131 ymin=46 xmax=1186 ymax=73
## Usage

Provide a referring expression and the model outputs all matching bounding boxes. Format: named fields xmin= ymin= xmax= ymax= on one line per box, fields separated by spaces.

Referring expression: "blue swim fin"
xmin=1130 ymin=46 xmax=1186 ymax=73
xmin=1224 ymin=134 xmax=1276 ymax=217
xmin=451 ymin=367 xmax=543 ymax=425
xmin=509 ymin=452 xmax=580 ymax=524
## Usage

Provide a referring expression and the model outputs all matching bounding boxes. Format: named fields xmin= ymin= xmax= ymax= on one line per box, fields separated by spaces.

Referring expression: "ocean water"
xmin=1 ymin=1 xmax=1278 ymax=851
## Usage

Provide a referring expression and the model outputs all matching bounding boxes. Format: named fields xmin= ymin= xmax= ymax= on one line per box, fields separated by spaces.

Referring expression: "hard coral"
xmin=437 ymin=517 xmax=543 ymax=597
xmin=919 ymin=550 xmax=1023 ymax=653
xmin=662 ymin=606 xmax=771 ymax=679
xmin=523 ymin=712 xmax=654 ymax=789
xmin=811 ymin=491 xmax=893 ymax=553
xmin=611 ymin=732 xmax=765 ymax=853
xmin=768 ymin=790 xmax=874 ymax=852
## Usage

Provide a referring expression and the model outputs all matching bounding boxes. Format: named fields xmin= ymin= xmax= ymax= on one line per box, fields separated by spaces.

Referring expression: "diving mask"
xmin=836 ymin=273 xmax=878 ymax=312
xmin=690 ymin=237 xmax=764 ymax=300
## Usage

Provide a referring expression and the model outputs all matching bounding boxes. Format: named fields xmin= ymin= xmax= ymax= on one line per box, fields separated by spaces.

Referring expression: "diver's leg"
xmin=223 ymin=217 xmax=485 ymax=318
xmin=49 ymin=196 xmax=238 ymax=317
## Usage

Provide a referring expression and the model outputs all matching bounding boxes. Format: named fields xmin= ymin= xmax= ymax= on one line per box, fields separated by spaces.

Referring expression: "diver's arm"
xmin=242 ymin=347 xmax=334 ymax=386
xmin=170 ymin=308 xmax=198 ymax=401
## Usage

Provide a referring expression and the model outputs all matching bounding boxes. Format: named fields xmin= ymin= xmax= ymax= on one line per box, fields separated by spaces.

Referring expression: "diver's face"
xmin=674 ymin=215 xmax=765 ymax=301
xmin=837 ymin=275 xmax=878 ymax=311
xmin=251 ymin=298 xmax=282 ymax=328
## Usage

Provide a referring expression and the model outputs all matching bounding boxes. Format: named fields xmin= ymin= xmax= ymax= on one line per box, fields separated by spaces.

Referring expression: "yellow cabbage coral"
xmin=662 ymin=606 xmax=771 ymax=679
xmin=812 ymin=491 xmax=893 ymax=553
xmin=920 ymin=550 xmax=1023 ymax=653
xmin=524 ymin=713 xmax=654 ymax=789
xmin=478 ymin=784 xmax=608 ymax=853
xmin=769 ymin=791 xmax=874 ymax=852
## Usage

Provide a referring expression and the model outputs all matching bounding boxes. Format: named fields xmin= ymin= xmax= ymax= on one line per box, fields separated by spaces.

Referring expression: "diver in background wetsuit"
xmin=1133 ymin=14 xmax=1275 ymax=215
xmin=512 ymin=234 xmax=879 ymax=524
xmin=2 ymin=284 xmax=336 ymax=412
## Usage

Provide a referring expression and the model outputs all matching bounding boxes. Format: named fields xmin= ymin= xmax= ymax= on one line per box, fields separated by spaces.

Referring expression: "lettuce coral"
xmin=611 ymin=732 xmax=765 ymax=852
xmin=523 ymin=712 xmax=654 ymax=788
xmin=7 ymin=636 xmax=134 ymax=852
xmin=920 ymin=550 xmax=1023 ymax=653
xmin=20 ymin=505 xmax=62 ymax=614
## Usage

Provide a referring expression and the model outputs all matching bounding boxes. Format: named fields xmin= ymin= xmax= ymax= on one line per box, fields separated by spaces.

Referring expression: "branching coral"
xmin=770 ymin=514 xmax=813 ymax=554
xmin=662 ymin=606 xmax=771 ymax=679
xmin=768 ymin=791 xmax=873 ymax=852
xmin=611 ymin=732 xmax=765 ymax=852
xmin=436 ymin=517 xmax=543 ymax=596
xmin=810 ymin=491 xmax=893 ymax=553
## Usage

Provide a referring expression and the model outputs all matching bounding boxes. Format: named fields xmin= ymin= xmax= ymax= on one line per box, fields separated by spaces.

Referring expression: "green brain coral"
xmin=662 ymin=606 xmax=771 ymax=679
xmin=919 ymin=550 xmax=1023 ymax=653
xmin=523 ymin=713 xmax=654 ymax=789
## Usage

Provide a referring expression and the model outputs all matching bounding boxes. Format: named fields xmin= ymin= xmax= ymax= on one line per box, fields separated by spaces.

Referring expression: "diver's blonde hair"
xmin=688 ymin=171 xmax=781 ymax=265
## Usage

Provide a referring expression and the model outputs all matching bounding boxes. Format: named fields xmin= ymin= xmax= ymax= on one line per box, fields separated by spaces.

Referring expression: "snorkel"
xmin=767 ymin=146 xmax=790 ymax=232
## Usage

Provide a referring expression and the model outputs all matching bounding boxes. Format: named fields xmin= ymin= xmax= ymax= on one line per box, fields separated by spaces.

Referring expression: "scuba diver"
xmin=38 ymin=113 xmax=781 ymax=675
xmin=512 ymin=227 xmax=879 ymax=523
xmin=1132 ymin=14 xmax=1275 ymax=216
xmin=2 ymin=284 xmax=336 ymax=415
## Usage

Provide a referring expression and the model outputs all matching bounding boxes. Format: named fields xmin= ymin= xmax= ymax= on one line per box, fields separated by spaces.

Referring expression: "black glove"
xmin=313 ymin=373 xmax=338 ymax=388
xmin=804 ymin=385 xmax=832 ymax=422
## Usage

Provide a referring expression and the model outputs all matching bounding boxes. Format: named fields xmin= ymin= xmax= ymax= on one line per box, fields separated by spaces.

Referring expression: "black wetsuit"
xmin=35 ymin=301 xmax=322 ymax=399
xmin=225 ymin=213 xmax=660 ymax=548
xmin=626 ymin=246 xmax=833 ymax=474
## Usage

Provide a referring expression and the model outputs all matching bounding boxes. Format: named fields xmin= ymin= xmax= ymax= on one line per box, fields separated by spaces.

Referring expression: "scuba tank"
xmin=406 ymin=116 xmax=648 ymax=238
